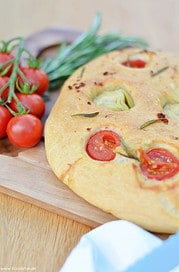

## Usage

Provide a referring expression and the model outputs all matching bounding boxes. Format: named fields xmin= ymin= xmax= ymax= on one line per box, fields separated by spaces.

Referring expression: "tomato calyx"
xmin=139 ymin=148 xmax=179 ymax=181
xmin=0 ymin=39 xmax=15 ymax=53
xmin=121 ymin=59 xmax=146 ymax=68
xmin=10 ymin=93 xmax=45 ymax=119
xmin=17 ymin=66 xmax=49 ymax=96
xmin=27 ymin=55 xmax=41 ymax=69
xmin=16 ymin=71 xmax=39 ymax=94
xmin=86 ymin=130 xmax=121 ymax=161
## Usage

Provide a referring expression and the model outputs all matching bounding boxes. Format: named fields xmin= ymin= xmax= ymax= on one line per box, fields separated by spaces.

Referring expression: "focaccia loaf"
xmin=45 ymin=48 xmax=179 ymax=233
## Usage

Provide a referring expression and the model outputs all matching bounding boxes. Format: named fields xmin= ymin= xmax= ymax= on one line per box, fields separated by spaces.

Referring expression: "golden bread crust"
xmin=45 ymin=48 xmax=179 ymax=233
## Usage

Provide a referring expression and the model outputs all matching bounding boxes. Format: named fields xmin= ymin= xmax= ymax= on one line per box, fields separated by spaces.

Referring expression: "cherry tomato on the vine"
xmin=139 ymin=148 xmax=179 ymax=181
xmin=6 ymin=114 xmax=43 ymax=148
xmin=0 ymin=76 xmax=10 ymax=100
xmin=0 ymin=52 xmax=14 ymax=76
xmin=18 ymin=67 xmax=49 ymax=95
xmin=10 ymin=92 xmax=45 ymax=119
xmin=0 ymin=105 xmax=12 ymax=138
xmin=86 ymin=130 xmax=121 ymax=161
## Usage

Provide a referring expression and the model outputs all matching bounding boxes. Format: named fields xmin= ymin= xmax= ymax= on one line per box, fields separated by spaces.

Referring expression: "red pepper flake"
xmin=74 ymin=82 xmax=86 ymax=89
xmin=103 ymin=71 xmax=109 ymax=75
xmin=94 ymin=81 xmax=103 ymax=86
xmin=103 ymin=71 xmax=115 ymax=76
xmin=157 ymin=113 xmax=168 ymax=124
xmin=86 ymin=127 xmax=92 ymax=131
xmin=157 ymin=113 xmax=166 ymax=119
xmin=161 ymin=118 xmax=169 ymax=124
xmin=80 ymin=82 xmax=85 ymax=87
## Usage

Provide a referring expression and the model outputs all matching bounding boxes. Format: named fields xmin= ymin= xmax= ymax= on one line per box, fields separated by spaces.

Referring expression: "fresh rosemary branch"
xmin=41 ymin=13 xmax=148 ymax=90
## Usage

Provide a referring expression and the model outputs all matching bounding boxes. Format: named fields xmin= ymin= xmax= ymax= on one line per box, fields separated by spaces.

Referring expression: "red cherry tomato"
xmin=0 ymin=105 xmax=12 ymax=138
xmin=10 ymin=93 xmax=45 ymax=119
xmin=0 ymin=52 xmax=14 ymax=76
xmin=19 ymin=67 xmax=49 ymax=95
xmin=6 ymin=114 xmax=43 ymax=148
xmin=86 ymin=130 xmax=121 ymax=161
xmin=121 ymin=59 xmax=146 ymax=68
xmin=0 ymin=76 xmax=9 ymax=100
xmin=140 ymin=148 xmax=179 ymax=181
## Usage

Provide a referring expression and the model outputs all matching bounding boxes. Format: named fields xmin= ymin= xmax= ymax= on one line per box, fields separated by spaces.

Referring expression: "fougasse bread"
xmin=45 ymin=48 xmax=179 ymax=233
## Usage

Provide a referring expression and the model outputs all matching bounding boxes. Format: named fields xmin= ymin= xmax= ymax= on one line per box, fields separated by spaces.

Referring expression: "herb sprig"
xmin=41 ymin=13 xmax=148 ymax=90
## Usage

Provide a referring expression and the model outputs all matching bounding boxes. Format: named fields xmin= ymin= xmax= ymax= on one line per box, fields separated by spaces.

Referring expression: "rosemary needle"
xmin=71 ymin=112 xmax=99 ymax=118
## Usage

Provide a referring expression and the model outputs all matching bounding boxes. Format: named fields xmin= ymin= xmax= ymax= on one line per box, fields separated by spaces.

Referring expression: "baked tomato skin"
xmin=0 ymin=76 xmax=10 ymax=100
xmin=0 ymin=52 xmax=14 ymax=76
xmin=18 ymin=67 xmax=49 ymax=95
xmin=86 ymin=129 xmax=121 ymax=161
xmin=139 ymin=148 xmax=179 ymax=181
xmin=10 ymin=93 xmax=45 ymax=119
xmin=6 ymin=114 xmax=43 ymax=148
xmin=121 ymin=59 xmax=146 ymax=68
xmin=0 ymin=106 xmax=12 ymax=138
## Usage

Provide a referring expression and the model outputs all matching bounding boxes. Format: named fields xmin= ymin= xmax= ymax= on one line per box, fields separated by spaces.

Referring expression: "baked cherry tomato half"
xmin=121 ymin=59 xmax=146 ymax=68
xmin=18 ymin=67 xmax=49 ymax=95
xmin=0 ymin=105 xmax=12 ymax=138
xmin=86 ymin=130 xmax=121 ymax=161
xmin=139 ymin=148 xmax=179 ymax=181
xmin=6 ymin=114 xmax=43 ymax=148
xmin=0 ymin=52 xmax=14 ymax=76
xmin=10 ymin=93 xmax=45 ymax=119
xmin=0 ymin=76 xmax=10 ymax=100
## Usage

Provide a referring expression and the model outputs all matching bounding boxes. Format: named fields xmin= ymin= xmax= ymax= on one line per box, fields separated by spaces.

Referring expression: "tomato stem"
xmin=7 ymin=38 xmax=24 ymax=103
xmin=17 ymin=69 xmax=38 ymax=94
xmin=0 ymin=81 xmax=9 ymax=95
xmin=0 ymin=58 xmax=15 ymax=69
xmin=0 ymin=37 xmax=41 ymax=114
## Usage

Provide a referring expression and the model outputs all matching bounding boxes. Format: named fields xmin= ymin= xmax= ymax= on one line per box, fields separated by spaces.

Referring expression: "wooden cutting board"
xmin=0 ymin=139 xmax=116 ymax=227
xmin=0 ymin=29 xmax=116 ymax=228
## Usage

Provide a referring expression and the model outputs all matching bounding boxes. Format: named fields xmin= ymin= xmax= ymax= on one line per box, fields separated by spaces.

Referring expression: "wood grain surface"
xmin=0 ymin=193 xmax=91 ymax=271
xmin=0 ymin=0 xmax=178 ymax=271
